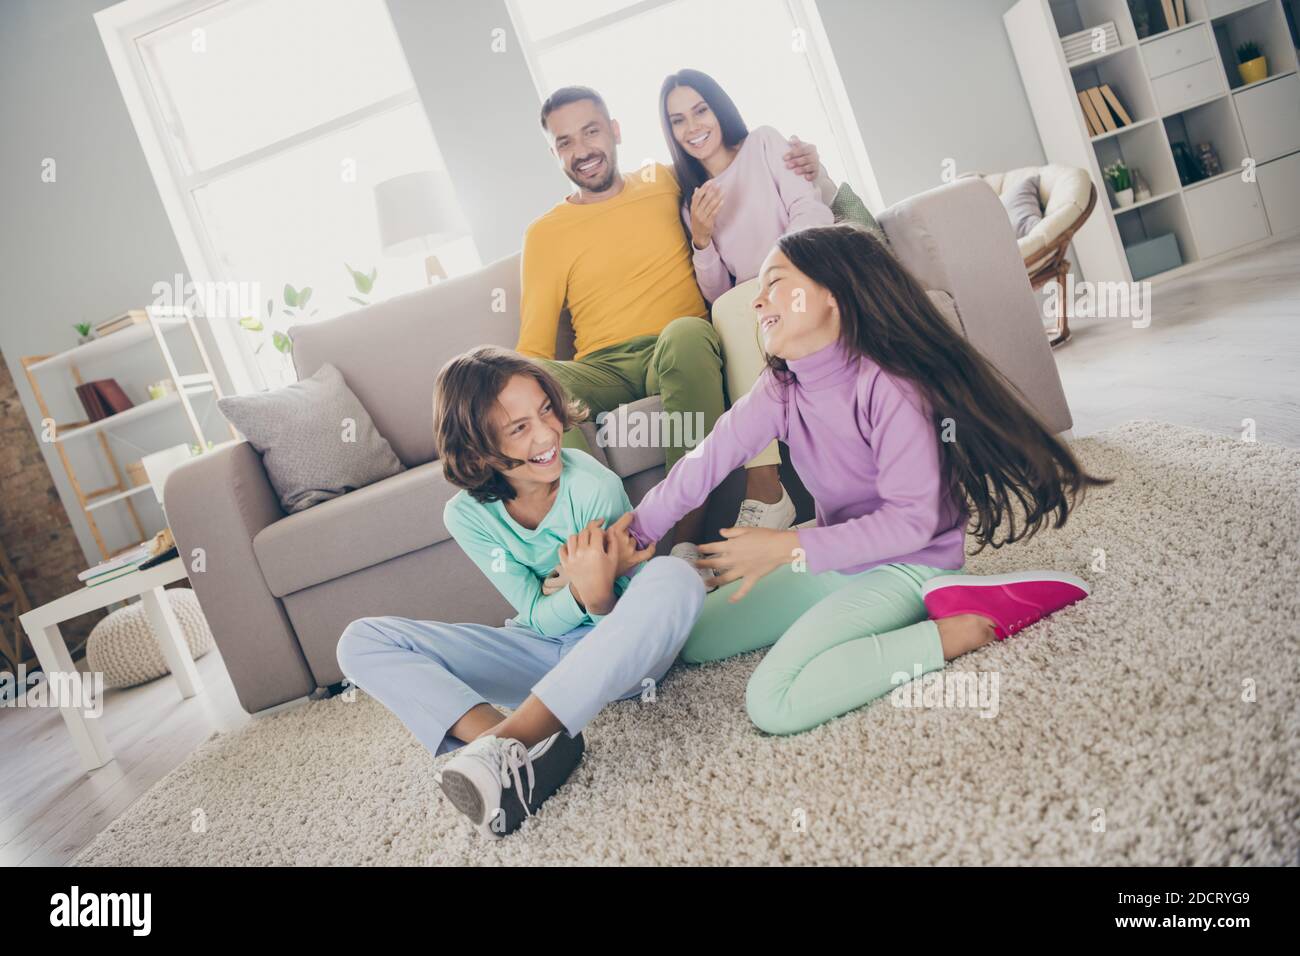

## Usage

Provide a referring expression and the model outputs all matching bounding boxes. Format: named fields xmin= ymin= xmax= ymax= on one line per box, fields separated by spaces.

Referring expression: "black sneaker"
xmin=436 ymin=730 xmax=585 ymax=837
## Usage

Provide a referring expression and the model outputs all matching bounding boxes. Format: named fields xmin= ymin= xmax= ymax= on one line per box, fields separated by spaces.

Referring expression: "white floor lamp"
xmin=373 ymin=170 xmax=469 ymax=285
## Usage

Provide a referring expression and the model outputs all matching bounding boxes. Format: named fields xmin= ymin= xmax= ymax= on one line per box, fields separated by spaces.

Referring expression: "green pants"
xmin=539 ymin=317 xmax=725 ymax=471
xmin=683 ymin=561 xmax=962 ymax=736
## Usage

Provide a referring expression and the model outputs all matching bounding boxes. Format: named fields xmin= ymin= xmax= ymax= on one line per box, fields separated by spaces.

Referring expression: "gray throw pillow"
xmin=217 ymin=362 xmax=404 ymax=513
xmin=1001 ymin=175 xmax=1043 ymax=239
xmin=830 ymin=182 xmax=884 ymax=237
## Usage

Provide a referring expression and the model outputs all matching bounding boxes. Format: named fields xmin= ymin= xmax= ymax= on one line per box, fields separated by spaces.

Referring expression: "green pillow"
xmin=830 ymin=182 xmax=884 ymax=238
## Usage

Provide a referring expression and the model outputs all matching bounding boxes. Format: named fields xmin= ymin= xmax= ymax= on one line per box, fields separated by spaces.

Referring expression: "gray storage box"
xmin=1125 ymin=233 xmax=1183 ymax=280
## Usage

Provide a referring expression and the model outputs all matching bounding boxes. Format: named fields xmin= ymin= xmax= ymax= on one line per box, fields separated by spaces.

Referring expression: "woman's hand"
xmin=605 ymin=511 xmax=656 ymax=579
xmin=696 ymin=527 xmax=801 ymax=603
xmin=558 ymin=519 xmax=619 ymax=616
xmin=689 ymin=181 xmax=724 ymax=249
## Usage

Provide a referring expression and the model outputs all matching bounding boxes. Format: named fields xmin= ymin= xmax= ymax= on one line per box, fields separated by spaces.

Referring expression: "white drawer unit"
xmin=1234 ymin=74 xmax=1300 ymax=164
xmin=1257 ymin=152 xmax=1300 ymax=236
xmin=1142 ymin=26 xmax=1215 ymax=79
xmin=1151 ymin=59 xmax=1226 ymax=115
xmin=1183 ymin=175 xmax=1271 ymax=258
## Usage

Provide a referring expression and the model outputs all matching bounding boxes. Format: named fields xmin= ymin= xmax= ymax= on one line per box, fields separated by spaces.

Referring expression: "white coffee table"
xmin=18 ymin=557 xmax=202 ymax=773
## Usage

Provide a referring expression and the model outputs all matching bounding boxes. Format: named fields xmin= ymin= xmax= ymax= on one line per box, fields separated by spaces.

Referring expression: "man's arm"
xmin=782 ymin=135 xmax=838 ymax=204
xmin=517 ymin=223 xmax=566 ymax=360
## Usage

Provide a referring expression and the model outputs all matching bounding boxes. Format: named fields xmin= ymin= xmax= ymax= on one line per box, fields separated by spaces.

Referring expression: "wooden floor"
xmin=2 ymin=234 xmax=1297 ymax=867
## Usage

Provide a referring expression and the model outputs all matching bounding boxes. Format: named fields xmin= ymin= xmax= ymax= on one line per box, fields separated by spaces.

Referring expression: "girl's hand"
xmin=605 ymin=511 xmax=656 ymax=579
xmin=558 ymin=519 xmax=619 ymax=616
xmin=697 ymin=528 xmax=801 ymax=603
xmin=689 ymin=181 xmax=724 ymax=249
xmin=782 ymin=135 xmax=821 ymax=182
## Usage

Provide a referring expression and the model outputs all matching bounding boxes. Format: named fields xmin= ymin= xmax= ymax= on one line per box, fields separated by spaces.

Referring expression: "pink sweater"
xmin=629 ymin=338 xmax=968 ymax=576
xmin=684 ymin=125 xmax=835 ymax=303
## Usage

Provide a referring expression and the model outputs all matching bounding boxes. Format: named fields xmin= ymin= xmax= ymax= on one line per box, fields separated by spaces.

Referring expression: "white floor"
xmin=1 ymin=233 xmax=1297 ymax=866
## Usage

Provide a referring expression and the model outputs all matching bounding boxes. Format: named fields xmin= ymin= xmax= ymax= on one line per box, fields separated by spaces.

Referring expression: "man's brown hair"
xmin=433 ymin=346 xmax=586 ymax=503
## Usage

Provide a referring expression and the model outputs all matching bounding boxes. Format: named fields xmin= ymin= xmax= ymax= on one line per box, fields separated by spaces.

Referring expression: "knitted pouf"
xmin=85 ymin=587 xmax=214 ymax=689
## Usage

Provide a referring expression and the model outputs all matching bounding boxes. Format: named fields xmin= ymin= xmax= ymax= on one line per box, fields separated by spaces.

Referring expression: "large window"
xmin=507 ymin=0 xmax=877 ymax=199
xmin=98 ymin=0 xmax=479 ymax=391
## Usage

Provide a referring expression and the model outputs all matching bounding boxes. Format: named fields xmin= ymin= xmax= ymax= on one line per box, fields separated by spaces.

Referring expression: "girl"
xmin=628 ymin=224 xmax=1109 ymax=737
xmin=659 ymin=69 xmax=836 ymax=569
xmin=337 ymin=347 xmax=704 ymax=837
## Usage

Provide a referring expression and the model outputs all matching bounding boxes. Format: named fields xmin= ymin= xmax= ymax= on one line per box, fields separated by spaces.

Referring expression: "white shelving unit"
xmin=21 ymin=309 xmax=236 ymax=560
xmin=1005 ymin=0 xmax=1300 ymax=284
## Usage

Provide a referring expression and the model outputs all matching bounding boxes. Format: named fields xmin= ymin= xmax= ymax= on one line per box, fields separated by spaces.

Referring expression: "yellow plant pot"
xmin=1238 ymin=56 xmax=1268 ymax=86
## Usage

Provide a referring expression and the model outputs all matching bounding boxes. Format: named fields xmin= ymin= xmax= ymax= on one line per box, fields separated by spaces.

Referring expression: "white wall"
xmin=816 ymin=0 xmax=1047 ymax=205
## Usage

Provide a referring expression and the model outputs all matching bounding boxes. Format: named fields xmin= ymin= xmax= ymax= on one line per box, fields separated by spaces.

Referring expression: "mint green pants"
xmin=682 ymin=562 xmax=961 ymax=736
xmin=539 ymin=317 xmax=725 ymax=472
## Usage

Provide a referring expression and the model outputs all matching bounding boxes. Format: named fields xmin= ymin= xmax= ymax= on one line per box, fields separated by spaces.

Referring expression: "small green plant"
xmin=345 ymin=263 xmax=379 ymax=307
xmin=74 ymin=322 xmax=92 ymax=337
xmin=1103 ymin=161 xmax=1132 ymax=191
xmin=1236 ymin=41 xmax=1261 ymax=63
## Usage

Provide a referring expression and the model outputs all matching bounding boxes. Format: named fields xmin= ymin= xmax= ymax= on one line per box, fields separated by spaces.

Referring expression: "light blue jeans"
xmin=336 ymin=556 xmax=706 ymax=756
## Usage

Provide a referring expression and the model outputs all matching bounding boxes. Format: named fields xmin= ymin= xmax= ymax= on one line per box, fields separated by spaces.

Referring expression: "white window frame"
xmin=94 ymin=0 xmax=424 ymax=394
xmin=504 ymin=0 xmax=884 ymax=211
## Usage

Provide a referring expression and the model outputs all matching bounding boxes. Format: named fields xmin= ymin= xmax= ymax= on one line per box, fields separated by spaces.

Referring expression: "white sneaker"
xmin=670 ymin=542 xmax=719 ymax=591
xmin=435 ymin=730 xmax=585 ymax=837
xmin=735 ymin=486 xmax=796 ymax=530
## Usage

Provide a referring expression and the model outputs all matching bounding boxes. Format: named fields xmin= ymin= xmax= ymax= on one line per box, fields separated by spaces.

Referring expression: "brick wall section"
xmin=0 ymin=351 xmax=103 ymax=662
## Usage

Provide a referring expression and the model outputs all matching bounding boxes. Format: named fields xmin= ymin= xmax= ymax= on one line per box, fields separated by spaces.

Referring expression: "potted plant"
xmin=1236 ymin=41 xmax=1267 ymax=85
xmin=73 ymin=322 xmax=94 ymax=345
xmin=1104 ymin=161 xmax=1134 ymax=207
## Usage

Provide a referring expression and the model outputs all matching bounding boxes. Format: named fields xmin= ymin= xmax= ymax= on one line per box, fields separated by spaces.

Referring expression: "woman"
xmin=659 ymin=69 xmax=834 ymax=576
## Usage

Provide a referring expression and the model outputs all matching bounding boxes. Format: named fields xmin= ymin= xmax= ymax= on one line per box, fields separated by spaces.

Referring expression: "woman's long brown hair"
xmin=771 ymin=224 xmax=1110 ymax=551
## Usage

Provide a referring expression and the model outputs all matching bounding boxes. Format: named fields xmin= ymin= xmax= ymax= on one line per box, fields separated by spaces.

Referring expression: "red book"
xmin=90 ymin=379 xmax=134 ymax=416
xmin=75 ymin=383 xmax=108 ymax=422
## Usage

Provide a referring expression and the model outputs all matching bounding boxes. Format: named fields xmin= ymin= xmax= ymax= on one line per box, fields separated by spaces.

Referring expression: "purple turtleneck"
xmin=628 ymin=337 xmax=967 ymax=576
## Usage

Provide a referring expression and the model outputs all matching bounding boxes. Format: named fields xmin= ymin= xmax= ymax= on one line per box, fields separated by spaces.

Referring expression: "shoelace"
xmin=735 ymin=502 xmax=765 ymax=528
xmin=496 ymin=739 xmax=536 ymax=818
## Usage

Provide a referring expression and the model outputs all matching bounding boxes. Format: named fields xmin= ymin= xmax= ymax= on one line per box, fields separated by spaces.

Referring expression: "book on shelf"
xmin=1078 ymin=90 xmax=1104 ymax=135
xmin=1100 ymin=84 xmax=1134 ymax=126
xmin=1159 ymin=0 xmax=1177 ymax=31
xmin=93 ymin=309 xmax=149 ymax=337
xmin=1087 ymin=87 xmax=1119 ymax=132
xmin=73 ymin=379 xmax=134 ymax=422
xmin=78 ymin=543 xmax=152 ymax=584
xmin=1175 ymin=0 xmax=1186 ymax=27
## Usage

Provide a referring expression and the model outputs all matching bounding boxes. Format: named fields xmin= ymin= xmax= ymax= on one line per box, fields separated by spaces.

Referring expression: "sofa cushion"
xmin=253 ymin=460 xmax=458 ymax=597
xmin=217 ymin=363 xmax=405 ymax=513
xmin=592 ymin=395 xmax=675 ymax=479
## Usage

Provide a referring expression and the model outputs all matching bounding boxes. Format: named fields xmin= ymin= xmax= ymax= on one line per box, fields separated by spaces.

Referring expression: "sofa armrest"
xmin=164 ymin=442 xmax=317 ymax=713
xmin=878 ymin=178 xmax=1073 ymax=434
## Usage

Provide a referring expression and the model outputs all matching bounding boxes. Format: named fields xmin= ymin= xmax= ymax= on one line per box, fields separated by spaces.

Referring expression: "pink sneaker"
xmin=920 ymin=571 xmax=1090 ymax=640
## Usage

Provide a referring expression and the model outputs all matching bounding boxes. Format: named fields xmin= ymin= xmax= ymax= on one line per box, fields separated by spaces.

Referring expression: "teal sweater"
xmin=442 ymin=449 xmax=634 ymax=637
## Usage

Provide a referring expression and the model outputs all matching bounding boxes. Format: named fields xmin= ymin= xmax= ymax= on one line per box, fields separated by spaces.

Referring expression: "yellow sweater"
xmin=518 ymin=164 xmax=707 ymax=361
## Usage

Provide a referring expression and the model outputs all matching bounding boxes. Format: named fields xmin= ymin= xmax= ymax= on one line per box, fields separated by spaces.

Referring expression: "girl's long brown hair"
xmin=771 ymin=224 xmax=1110 ymax=551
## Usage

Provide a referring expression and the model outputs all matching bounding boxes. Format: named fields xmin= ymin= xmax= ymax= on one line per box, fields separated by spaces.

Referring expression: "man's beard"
xmin=566 ymin=149 xmax=619 ymax=193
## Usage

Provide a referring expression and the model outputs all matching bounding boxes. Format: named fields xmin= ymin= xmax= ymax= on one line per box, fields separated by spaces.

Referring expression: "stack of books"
xmin=1077 ymin=84 xmax=1135 ymax=136
xmin=78 ymin=544 xmax=152 ymax=587
xmin=94 ymin=309 xmax=149 ymax=338
xmin=1061 ymin=21 xmax=1121 ymax=64
xmin=1154 ymin=0 xmax=1190 ymax=31
xmin=74 ymin=379 xmax=134 ymax=422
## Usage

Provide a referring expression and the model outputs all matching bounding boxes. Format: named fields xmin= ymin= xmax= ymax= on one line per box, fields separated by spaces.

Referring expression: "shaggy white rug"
xmin=73 ymin=421 xmax=1299 ymax=866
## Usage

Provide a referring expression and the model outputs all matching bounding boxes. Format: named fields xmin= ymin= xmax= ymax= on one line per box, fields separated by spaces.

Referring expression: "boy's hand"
xmin=558 ymin=519 xmax=619 ymax=616
xmin=606 ymin=511 xmax=656 ymax=578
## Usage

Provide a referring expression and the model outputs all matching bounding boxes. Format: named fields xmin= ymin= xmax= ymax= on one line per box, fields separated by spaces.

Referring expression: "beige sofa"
xmin=164 ymin=177 xmax=1073 ymax=716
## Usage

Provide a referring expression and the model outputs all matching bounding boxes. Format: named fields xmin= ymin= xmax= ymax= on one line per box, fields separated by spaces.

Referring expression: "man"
xmin=519 ymin=85 xmax=824 ymax=572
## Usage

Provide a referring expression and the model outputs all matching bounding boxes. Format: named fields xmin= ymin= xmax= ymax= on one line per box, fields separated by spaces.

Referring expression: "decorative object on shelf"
xmin=146 ymin=378 xmax=178 ymax=401
xmin=1061 ymin=21 xmax=1120 ymax=64
xmin=1132 ymin=168 xmax=1152 ymax=202
xmin=1104 ymin=161 xmax=1135 ymax=206
xmin=73 ymin=323 xmax=94 ymax=345
xmin=1128 ymin=0 xmax=1152 ymax=38
xmin=1170 ymin=140 xmax=1205 ymax=185
xmin=1196 ymin=142 xmax=1222 ymax=178
xmin=1236 ymin=41 xmax=1268 ymax=85
xmin=1125 ymin=233 xmax=1183 ymax=280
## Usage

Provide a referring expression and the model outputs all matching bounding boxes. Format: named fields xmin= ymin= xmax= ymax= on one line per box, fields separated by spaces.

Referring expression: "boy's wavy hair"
xmin=433 ymin=346 xmax=587 ymax=504
xmin=767 ymin=224 xmax=1112 ymax=551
